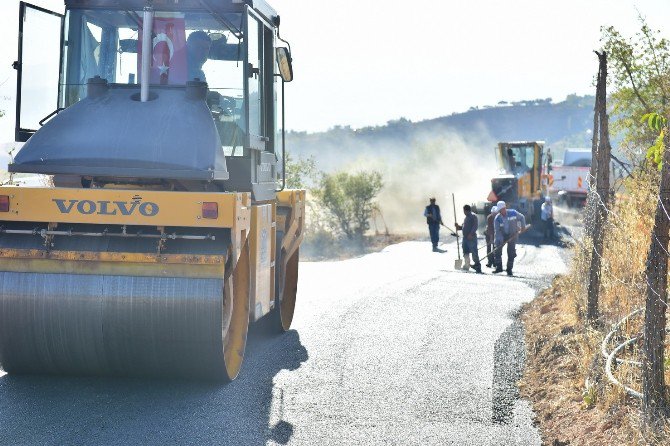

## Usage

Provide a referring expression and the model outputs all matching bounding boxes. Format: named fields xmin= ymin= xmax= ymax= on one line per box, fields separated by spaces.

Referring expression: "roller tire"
xmin=220 ymin=239 xmax=251 ymax=381
xmin=272 ymin=232 xmax=299 ymax=333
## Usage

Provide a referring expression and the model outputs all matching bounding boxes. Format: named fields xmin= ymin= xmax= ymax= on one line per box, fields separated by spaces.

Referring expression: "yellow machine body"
xmin=0 ymin=185 xmax=304 ymax=314
xmin=250 ymin=204 xmax=275 ymax=320
xmin=487 ymin=141 xmax=546 ymax=219
xmin=0 ymin=185 xmax=305 ymax=380
xmin=0 ymin=187 xmax=247 ymax=228
xmin=0 ymin=186 xmax=251 ymax=278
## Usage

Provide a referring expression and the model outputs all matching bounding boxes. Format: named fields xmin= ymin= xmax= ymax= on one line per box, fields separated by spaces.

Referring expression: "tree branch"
xmin=610 ymin=153 xmax=634 ymax=178
xmin=637 ymin=11 xmax=669 ymax=108
xmin=618 ymin=55 xmax=652 ymax=113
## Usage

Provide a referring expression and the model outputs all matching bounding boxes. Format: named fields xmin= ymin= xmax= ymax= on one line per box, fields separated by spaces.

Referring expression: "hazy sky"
xmin=0 ymin=0 xmax=669 ymax=138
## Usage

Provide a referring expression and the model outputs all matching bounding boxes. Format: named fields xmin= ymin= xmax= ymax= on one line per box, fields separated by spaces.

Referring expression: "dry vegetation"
xmin=521 ymin=170 xmax=670 ymax=444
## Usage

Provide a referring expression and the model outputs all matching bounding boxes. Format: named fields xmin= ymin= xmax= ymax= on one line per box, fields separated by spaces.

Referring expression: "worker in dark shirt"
xmin=484 ymin=205 xmax=498 ymax=268
xmin=424 ymin=198 xmax=443 ymax=252
xmin=455 ymin=204 xmax=482 ymax=273
xmin=187 ymin=31 xmax=212 ymax=82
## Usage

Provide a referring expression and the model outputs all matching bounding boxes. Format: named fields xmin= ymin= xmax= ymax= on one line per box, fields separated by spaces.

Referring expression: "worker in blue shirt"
xmin=493 ymin=200 xmax=526 ymax=276
xmin=424 ymin=198 xmax=443 ymax=252
xmin=455 ymin=204 xmax=482 ymax=273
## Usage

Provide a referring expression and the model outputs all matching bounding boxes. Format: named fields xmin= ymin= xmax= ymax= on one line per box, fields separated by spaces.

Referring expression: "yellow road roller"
xmin=0 ymin=0 xmax=304 ymax=381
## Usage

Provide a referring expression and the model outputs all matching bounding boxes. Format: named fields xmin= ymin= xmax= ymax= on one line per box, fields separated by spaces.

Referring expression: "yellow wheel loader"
xmin=475 ymin=141 xmax=547 ymax=221
xmin=0 ymin=0 xmax=304 ymax=381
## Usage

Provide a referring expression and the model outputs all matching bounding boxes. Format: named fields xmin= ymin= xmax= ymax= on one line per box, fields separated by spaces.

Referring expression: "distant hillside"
xmin=287 ymin=94 xmax=595 ymax=171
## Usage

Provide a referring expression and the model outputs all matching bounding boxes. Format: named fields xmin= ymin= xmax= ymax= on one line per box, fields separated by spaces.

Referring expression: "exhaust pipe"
xmin=141 ymin=7 xmax=154 ymax=102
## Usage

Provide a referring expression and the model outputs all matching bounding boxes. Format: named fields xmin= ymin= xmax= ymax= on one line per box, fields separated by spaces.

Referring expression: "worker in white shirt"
xmin=540 ymin=196 xmax=555 ymax=240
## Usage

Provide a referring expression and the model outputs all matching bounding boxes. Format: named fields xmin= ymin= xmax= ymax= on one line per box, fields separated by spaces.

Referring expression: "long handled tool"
xmin=452 ymin=193 xmax=462 ymax=269
xmin=440 ymin=223 xmax=458 ymax=236
xmin=480 ymin=224 xmax=532 ymax=253
xmin=481 ymin=224 xmax=532 ymax=269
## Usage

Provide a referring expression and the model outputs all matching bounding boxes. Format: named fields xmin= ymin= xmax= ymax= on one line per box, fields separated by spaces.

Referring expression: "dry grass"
xmin=521 ymin=278 xmax=655 ymax=445
xmin=522 ymin=168 xmax=670 ymax=444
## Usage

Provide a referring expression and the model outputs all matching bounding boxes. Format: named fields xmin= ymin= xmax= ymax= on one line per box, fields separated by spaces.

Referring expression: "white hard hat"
xmin=545 ymin=196 xmax=552 ymax=202
xmin=491 ymin=206 xmax=498 ymax=213
xmin=497 ymin=201 xmax=506 ymax=210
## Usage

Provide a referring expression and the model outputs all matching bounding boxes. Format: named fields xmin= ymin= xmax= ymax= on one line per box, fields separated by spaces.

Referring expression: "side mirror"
xmin=276 ymin=47 xmax=293 ymax=82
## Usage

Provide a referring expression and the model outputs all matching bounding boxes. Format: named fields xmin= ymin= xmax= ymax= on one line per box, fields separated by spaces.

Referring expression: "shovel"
xmin=476 ymin=224 xmax=533 ymax=254
xmin=452 ymin=193 xmax=462 ymax=269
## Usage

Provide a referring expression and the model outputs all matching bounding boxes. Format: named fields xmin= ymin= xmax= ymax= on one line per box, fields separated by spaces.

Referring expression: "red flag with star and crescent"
xmin=138 ymin=15 xmax=187 ymax=85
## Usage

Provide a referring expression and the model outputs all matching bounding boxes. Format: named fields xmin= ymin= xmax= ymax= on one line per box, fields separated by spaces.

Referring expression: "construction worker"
xmin=187 ymin=31 xmax=212 ymax=82
xmin=493 ymin=200 xmax=526 ymax=276
xmin=541 ymin=196 xmax=555 ymax=240
xmin=455 ymin=204 xmax=482 ymax=273
xmin=545 ymin=148 xmax=553 ymax=173
xmin=424 ymin=198 xmax=443 ymax=252
xmin=484 ymin=205 xmax=498 ymax=267
xmin=506 ymin=148 xmax=517 ymax=173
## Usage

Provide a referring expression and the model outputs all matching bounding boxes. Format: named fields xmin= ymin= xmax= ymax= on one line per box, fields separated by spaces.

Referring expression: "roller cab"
xmin=0 ymin=0 xmax=303 ymax=380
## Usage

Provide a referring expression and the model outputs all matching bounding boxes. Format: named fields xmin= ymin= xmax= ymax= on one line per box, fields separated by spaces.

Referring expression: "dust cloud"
xmin=341 ymin=131 xmax=498 ymax=235
xmin=0 ymin=130 xmax=498 ymax=236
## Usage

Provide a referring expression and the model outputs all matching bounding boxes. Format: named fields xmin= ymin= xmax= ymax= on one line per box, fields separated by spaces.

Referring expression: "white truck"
xmin=548 ymin=148 xmax=591 ymax=207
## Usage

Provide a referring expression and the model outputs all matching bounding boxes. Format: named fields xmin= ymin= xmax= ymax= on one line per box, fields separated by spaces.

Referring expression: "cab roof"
xmin=64 ymin=0 xmax=279 ymax=25
xmin=498 ymin=141 xmax=545 ymax=146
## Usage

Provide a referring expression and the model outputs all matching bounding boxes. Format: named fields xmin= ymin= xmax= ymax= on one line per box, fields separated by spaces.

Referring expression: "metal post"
xmin=140 ymin=7 xmax=154 ymax=102
xmin=279 ymin=79 xmax=286 ymax=191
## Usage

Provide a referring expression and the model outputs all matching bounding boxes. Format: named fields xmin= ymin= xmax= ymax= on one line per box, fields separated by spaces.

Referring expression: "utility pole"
xmin=586 ymin=51 xmax=611 ymax=324
xmin=642 ymin=128 xmax=670 ymax=431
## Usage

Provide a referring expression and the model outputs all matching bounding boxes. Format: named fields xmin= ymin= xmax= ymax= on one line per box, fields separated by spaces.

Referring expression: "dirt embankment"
xmin=520 ymin=277 xmax=642 ymax=446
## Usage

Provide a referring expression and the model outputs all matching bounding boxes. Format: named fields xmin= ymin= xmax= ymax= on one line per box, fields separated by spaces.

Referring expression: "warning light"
xmin=0 ymin=195 xmax=9 ymax=212
xmin=202 ymin=202 xmax=218 ymax=219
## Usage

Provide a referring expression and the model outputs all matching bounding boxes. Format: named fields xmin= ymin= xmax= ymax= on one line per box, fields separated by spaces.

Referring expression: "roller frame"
xmin=0 ymin=187 xmax=253 ymax=380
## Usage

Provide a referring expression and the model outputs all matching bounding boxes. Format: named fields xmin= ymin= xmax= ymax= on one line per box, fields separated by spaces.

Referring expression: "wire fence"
xmin=576 ymin=162 xmax=670 ymax=417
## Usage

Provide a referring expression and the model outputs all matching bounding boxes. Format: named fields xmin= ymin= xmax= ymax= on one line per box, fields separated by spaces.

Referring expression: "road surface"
xmin=0 ymin=236 xmax=567 ymax=445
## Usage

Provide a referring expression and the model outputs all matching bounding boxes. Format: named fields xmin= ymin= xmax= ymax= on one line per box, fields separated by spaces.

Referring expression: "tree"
xmin=285 ymin=152 xmax=317 ymax=190
xmin=586 ymin=51 xmax=612 ymax=325
xmin=602 ymin=19 xmax=670 ymax=164
xmin=316 ymin=170 xmax=383 ymax=240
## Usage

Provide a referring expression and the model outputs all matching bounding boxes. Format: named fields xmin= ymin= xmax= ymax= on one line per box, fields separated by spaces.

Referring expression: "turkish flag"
xmin=138 ymin=15 xmax=187 ymax=85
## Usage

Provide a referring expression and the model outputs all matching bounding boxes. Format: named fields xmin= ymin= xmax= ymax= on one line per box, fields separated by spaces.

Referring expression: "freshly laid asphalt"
xmin=0 ymin=235 xmax=567 ymax=445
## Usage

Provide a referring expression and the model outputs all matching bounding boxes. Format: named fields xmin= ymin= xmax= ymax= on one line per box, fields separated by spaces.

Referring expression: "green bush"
xmin=315 ymin=170 xmax=383 ymax=240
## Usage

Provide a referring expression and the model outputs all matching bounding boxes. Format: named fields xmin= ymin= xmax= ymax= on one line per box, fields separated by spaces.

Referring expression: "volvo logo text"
xmin=52 ymin=199 xmax=160 ymax=217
